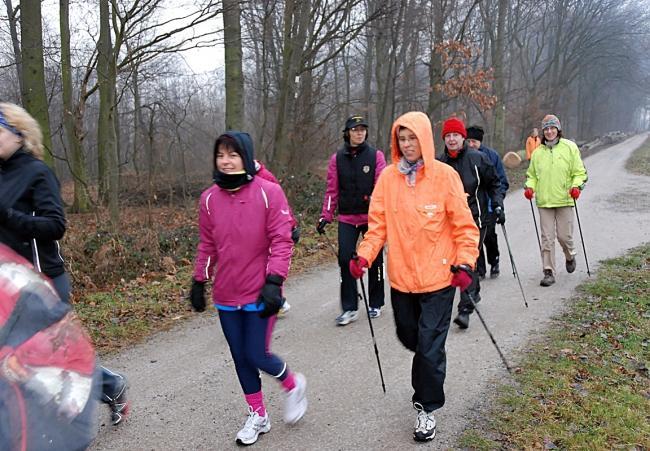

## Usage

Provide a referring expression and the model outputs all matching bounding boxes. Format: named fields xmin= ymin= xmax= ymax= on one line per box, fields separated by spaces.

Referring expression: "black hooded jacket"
xmin=438 ymin=145 xmax=503 ymax=228
xmin=212 ymin=131 xmax=257 ymax=189
xmin=0 ymin=150 xmax=66 ymax=277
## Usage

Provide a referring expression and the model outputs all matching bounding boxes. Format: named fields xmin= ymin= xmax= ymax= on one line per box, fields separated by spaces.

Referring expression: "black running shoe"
xmin=102 ymin=373 xmax=129 ymax=425
xmin=453 ymin=312 xmax=470 ymax=329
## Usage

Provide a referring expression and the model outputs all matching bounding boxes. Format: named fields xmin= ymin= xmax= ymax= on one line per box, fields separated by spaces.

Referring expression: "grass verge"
xmin=459 ymin=244 xmax=650 ymax=450
xmin=626 ymin=136 xmax=650 ymax=176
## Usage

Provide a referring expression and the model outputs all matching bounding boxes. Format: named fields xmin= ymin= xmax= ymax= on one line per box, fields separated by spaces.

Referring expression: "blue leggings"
xmin=218 ymin=310 xmax=288 ymax=394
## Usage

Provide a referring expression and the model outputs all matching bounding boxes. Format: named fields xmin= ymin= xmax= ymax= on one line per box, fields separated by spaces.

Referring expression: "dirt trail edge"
xmin=91 ymin=134 xmax=649 ymax=450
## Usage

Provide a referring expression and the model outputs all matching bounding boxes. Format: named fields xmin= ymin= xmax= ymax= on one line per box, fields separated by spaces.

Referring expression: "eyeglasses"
xmin=398 ymin=136 xmax=419 ymax=144
xmin=350 ymin=126 xmax=367 ymax=133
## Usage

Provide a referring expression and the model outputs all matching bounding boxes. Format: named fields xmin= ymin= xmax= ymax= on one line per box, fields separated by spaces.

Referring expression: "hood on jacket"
xmin=390 ymin=111 xmax=436 ymax=178
xmin=213 ymin=131 xmax=256 ymax=177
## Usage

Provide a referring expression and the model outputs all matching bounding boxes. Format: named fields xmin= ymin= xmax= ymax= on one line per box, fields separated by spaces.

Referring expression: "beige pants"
xmin=538 ymin=207 xmax=576 ymax=274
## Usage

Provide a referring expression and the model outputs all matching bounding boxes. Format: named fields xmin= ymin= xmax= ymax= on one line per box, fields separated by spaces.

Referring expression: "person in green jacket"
xmin=524 ymin=114 xmax=587 ymax=287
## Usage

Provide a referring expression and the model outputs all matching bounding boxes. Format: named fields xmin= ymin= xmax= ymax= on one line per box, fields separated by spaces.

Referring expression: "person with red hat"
xmin=524 ymin=114 xmax=587 ymax=287
xmin=438 ymin=117 xmax=504 ymax=329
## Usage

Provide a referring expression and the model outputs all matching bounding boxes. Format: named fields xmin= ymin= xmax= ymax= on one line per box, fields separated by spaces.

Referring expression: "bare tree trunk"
xmin=4 ymin=0 xmax=22 ymax=95
xmin=427 ymin=0 xmax=445 ymax=125
xmin=60 ymin=0 xmax=90 ymax=212
xmin=271 ymin=0 xmax=310 ymax=173
xmin=224 ymin=0 xmax=244 ymax=130
xmin=97 ymin=0 xmax=119 ymax=226
xmin=20 ymin=0 xmax=54 ymax=167
xmin=492 ymin=0 xmax=508 ymax=154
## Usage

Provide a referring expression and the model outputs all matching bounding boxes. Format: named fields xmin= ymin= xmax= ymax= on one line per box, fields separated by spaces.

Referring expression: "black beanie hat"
xmin=466 ymin=125 xmax=484 ymax=142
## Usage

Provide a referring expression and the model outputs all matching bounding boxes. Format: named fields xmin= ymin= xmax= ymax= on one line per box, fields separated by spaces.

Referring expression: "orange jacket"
xmin=526 ymin=136 xmax=540 ymax=160
xmin=356 ymin=112 xmax=479 ymax=293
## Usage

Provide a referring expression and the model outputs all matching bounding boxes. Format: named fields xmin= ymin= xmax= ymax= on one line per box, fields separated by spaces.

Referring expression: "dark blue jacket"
xmin=478 ymin=144 xmax=509 ymax=212
xmin=438 ymin=146 xmax=503 ymax=229
xmin=0 ymin=149 xmax=66 ymax=277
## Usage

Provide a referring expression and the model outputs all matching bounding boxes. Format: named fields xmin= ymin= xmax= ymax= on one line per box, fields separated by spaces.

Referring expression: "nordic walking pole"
xmin=573 ymin=199 xmax=591 ymax=276
xmin=499 ymin=223 xmax=529 ymax=308
xmin=452 ymin=266 xmax=513 ymax=374
xmin=468 ymin=291 xmax=513 ymax=374
xmin=529 ymin=199 xmax=542 ymax=252
xmin=358 ymin=271 xmax=387 ymax=393
xmin=322 ymin=233 xmax=339 ymax=260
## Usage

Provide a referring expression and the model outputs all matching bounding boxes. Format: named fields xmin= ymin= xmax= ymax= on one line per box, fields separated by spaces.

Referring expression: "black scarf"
xmin=213 ymin=170 xmax=252 ymax=190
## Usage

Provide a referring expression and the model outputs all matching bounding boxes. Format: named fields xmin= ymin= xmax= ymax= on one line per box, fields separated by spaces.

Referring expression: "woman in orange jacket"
xmin=349 ymin=111 xmax=479 ymax=442
xmin=525 ymin=127 xmax=541 ymax=160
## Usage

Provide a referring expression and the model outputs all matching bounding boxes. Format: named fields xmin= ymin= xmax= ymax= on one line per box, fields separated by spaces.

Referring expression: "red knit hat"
xmin=442 ymin=117 xmax=467 ymax=138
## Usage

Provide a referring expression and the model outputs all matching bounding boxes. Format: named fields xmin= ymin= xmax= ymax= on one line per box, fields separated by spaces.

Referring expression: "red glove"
xmin=450 ymin=265 xmax=474 ymax=292
xmin=349 ymin=256 xmax=369 ymax=279
xmin=524 ymin=187 xmax=534 ymax=200
xmin=569 ymin=187 xmax=581 ymax=199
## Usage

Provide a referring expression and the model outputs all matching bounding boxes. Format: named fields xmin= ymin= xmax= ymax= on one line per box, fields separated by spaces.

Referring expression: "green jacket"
xmin=525 ymin=138 xmax=588 ymax=208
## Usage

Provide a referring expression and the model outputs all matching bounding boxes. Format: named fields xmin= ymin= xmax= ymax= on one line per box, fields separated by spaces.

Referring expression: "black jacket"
xmin=0 ymin=150 xmax=66 ymax=277
xmin=438 ymin=146 xmax=503 ymax=228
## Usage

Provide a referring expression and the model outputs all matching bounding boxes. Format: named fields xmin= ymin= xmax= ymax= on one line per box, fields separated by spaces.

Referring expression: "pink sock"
xmin=281 ymin=372 xmax=296 ymax=392
xmin=244 ymin=391 xmax=266 ymax=417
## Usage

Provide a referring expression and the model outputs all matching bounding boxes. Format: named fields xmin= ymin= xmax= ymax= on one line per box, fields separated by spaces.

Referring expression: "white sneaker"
xmin=368 ymin=307 xmax=381 ymax=319
xmin=278 ymin=300 xmax=291 ymax=317
xmin=336 ymin=310 xmax=359 ymax=326
xmin=413 ymin=403 xmax=436 ymax=442
xmin=284 ymin=373 xmax=307 ymax=424
xmin=236 ymin=407 xmax=271 ymax=445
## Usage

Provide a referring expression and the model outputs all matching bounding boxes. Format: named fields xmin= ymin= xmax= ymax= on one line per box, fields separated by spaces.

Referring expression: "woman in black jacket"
xmin=0 ymin=102 xmax=129 ymax=426
xmin=0 ymin=103 xmax=68 ymax=296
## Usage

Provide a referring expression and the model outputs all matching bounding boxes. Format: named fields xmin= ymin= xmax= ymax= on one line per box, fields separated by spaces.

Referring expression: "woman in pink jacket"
xmin=190 ymin=131 xmax=307 ymax=445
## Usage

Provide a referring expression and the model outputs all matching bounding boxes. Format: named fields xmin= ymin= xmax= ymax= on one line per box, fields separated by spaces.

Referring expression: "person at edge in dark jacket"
xmin=437 ymin=117 xmax=504 ymax=330
xmin=0 ymin=102 xmax=129 ymax=426
xmin=317 ymin=115 xmax=387 ymax=326
xmin=465 ymin=125 xmax=510 ymax=280
xmin=254 ymin=159 xmax=299 ymax=316
xmin=189 ymin=131 xmax=307 ymax=446
xmin=349 ymin=111 xmax=479 ymax=442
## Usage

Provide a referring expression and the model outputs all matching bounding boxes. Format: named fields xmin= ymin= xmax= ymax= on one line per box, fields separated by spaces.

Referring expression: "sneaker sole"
xmin=236 ymin=423 xmax=271 ymax=446
xmin=413 ymin=430 xmax=436 ymax=442
xmin=336 ymin=315 xmax=359 ymax=326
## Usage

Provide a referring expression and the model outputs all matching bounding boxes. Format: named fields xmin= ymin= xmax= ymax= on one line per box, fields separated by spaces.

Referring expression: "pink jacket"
xmin=320 ymin=147 xmax=386 ymax=226
xmin=193 ymin=177 xmax=294 ymax=307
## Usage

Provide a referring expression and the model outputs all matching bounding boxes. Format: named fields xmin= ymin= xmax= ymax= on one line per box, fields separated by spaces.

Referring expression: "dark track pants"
xmin=218 ymin=310 xmax=288 ymax=394
xmin=391 ymin=286 xmax=455 ymax=412
xmin=458 ymin=226 xmax=486 ymax=314
xmin=476 ymin=212 xmax=500 ymax=277
xmin=338 ymin=222 xmax=384 ymax=312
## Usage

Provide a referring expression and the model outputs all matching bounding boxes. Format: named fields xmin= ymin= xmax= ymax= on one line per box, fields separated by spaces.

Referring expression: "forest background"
xmin=1 ymin=0 xmax=649 ymax=347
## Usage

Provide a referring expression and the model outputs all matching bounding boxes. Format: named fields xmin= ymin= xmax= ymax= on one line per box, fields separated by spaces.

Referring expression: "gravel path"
xmin=91 ymin=134 xmax=649 ymax=450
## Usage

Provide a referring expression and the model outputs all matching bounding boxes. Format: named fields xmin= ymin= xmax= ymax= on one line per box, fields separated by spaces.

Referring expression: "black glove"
xmin=316 ymin=218 xmax=330 ymax=235
xmin=495 ymin=206 xmax=506 ymax=225
xmin=189 ymin=279 xmax=206 ymax=312
xmin=257 ymin=274 xmax=284 ymax=318
xmin=291 ymin=226 xmax=300 ymax=244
